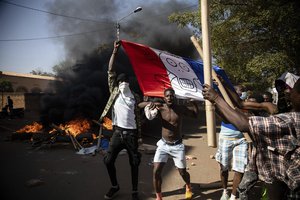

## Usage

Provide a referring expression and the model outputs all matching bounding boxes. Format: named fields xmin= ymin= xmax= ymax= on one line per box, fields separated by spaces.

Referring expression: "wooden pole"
xmin=191 ymin=36 xmax=252 ymax=143
xmin=200 ymin=0 xmax=216 ymax=147
xmin=191 ymin=36 xmax=234 ymax=108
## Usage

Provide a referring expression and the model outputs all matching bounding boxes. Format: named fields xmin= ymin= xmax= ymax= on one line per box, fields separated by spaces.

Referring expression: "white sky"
xmin=0 ymin=0 xmax=65 ymax=74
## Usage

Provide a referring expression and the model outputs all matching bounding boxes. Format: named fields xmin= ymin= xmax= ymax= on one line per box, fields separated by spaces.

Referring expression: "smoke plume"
xmin=41 ymin=0 xmax=197 ymax=125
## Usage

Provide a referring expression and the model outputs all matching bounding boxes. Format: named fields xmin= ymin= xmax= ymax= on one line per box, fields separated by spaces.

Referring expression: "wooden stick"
xmin=92 ymin=120 xmax=104 ymax=151
xmin=66 ymin=130 xmax=83 ymax=150
xmin=69 ymin=133 xmax=79 ymax=150
xmin=191 ymin=36 xmax=252 ymax=143
xmin=191 ymin=35 xmax=216 ymax=147
xmin=50 ymin=124 xmax=80 ymax=150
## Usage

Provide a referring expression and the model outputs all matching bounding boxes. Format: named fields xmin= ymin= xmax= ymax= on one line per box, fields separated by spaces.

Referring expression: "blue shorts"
xmin=153 ymin=139 xmax=186 ymax=169
xmin=215 ymin=136 xmax=248 ymax=173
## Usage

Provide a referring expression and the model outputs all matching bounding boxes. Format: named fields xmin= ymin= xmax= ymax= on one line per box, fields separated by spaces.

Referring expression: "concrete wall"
xmin=0 ymin=93 xmax=25 ymax=109
xmin=0 ymin=93 xmax=45 ymax=112
xmin=0 ymin=71 xmax=58 ymax=111
xmin=0 ymin=71 xmax=57 ymax=93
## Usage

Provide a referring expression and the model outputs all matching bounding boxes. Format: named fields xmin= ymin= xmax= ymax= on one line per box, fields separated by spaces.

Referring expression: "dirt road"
xmin=0 ymin=112 xmax=261 ymax=200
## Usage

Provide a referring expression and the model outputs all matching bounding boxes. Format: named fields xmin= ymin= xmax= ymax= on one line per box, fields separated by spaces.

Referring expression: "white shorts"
xmin=153 ymin=139 xmax=186 ymax=169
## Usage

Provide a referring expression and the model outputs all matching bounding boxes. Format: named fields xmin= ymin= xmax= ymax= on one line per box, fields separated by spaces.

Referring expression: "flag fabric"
xmin=121 ymin=40 xmax=231 ymax=101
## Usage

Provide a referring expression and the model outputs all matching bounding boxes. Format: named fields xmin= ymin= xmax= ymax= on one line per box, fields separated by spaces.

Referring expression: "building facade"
xmin=0 ymin=71 xmax=58 ymax=110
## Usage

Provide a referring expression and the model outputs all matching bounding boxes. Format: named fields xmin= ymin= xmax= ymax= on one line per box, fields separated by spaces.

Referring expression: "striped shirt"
xmin=249 ymin=112 xmax=300 ymax=190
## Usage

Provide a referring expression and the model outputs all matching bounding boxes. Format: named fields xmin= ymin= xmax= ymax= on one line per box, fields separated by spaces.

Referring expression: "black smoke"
xmin=41 ymin=0 xmax=197 ymax=125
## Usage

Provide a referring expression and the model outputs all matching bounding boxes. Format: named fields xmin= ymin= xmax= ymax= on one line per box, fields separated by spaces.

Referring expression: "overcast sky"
xmin=0 ymin=0 xmax=196 ymax=75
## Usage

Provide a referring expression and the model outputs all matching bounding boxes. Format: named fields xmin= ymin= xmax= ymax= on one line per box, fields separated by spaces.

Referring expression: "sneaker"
xmin=185 ymin=189 xmax=193 ymax=199
xmin=220 ymin=192 xmax=230 ymax=200
xmin=132 ymin=192 xmax=140 ymax=200
xmin=104 ymin=186 xmax=120 ymax=199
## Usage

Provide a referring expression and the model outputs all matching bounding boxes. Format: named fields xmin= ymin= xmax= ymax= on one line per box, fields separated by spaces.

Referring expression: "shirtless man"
xmin=139 ymin=88 xmax=198 ymax=200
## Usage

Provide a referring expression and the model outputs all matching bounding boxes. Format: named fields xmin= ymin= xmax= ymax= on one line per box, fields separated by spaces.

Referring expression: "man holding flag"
xmin=101 ymin=41 xmax=142 ymax=200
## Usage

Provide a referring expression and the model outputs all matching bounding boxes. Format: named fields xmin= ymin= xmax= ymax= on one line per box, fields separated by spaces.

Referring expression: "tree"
xmin=30 ymin=68 xmax=55 ymax=77
xmin=0 ymin=79 xmax=13 ymax=109
xmin=0 ymin=80 xmax=13 ymax=92
xmin=52 ymin=60 xmax=74 ymax=75
xmin=169 ymin=0 xmax=300 ymax=90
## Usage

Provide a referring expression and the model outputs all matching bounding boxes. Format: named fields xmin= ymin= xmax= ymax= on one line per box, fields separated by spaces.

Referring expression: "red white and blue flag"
xmin=121 ymin=40 xmax=230 ymax=101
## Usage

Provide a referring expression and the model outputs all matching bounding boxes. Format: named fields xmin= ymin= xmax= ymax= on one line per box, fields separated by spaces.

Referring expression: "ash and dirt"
xmin=0 ymin=111 xmax=262 ymax=200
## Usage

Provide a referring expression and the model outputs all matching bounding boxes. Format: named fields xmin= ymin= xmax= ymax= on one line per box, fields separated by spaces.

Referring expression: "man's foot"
xmin=220 ymin=192 xmax=229 ymax=200
xmin=132 ymin=192 xmax=139 ymax=200
xmin=104 ymin=185 xmax=120 ymax=199
xmin=185 ymin=189 xmax=193 ymax=199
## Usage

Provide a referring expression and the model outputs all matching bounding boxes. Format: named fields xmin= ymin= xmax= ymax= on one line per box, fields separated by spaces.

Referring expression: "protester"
xmin=202 ymin=78 xmax=300 ymax=200
xmin=7 ymin=96 xmax=13 ymax=119
xmin=262 ymin=91 xmax=273 ymax=103
xmin=275 ymin=72 xmax=300 ymax=113
xmin=216 ymin=75 xmax=278 ymax=116
xmin=138 ymin=88 xmax=198 ymax=200
xmin=215 ymin=85 xmax=249 ymax=200
xmin=238 ymin=91 xmax=273 ymax=199
xmin=100 ymin=41 xmax=142 ymax=200
xmin=234 ymin=85 xmax=247 ymax=100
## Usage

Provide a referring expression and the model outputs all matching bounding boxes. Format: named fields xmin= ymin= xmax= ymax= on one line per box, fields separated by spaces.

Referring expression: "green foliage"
xmin=0 ymin=79 xmax=13 ymax=92
xmin=169 ymin=0 xmax=300 ymax=89
xmin=246 ymin=52 xmax=293 ymax=90
xmin=169 ymin=11 xmax=200 ymax=36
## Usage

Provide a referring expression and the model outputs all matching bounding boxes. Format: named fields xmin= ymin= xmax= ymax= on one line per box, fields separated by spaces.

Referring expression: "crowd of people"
xmin=99 ymin=41 xmax=299 ymax=200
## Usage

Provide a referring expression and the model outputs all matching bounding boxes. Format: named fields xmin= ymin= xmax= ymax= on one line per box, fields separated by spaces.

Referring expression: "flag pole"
xmin=199 ymin=0 xmax=216 ymax=147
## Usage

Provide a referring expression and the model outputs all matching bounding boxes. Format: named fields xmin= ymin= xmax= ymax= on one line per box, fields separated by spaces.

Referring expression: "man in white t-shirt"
xmin=101 ymin=41 xmax=142 ymax=200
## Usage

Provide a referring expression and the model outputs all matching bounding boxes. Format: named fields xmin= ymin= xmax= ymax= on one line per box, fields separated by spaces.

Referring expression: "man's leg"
xmin=129 ymin=152 xmax=140 ymax=191
xmin=172 ymin=145 xmax=192 ymax=199
xmin=215 ymin=136 xmax=232 ymax=200
xmin=178 ymin=168 xmax=191 ymax=185
xmin=178 ymin=168 xmax=192 ymax=199
xmin=220 ymin=166 xmax=230 ymax=200
xmin=153 ymin=162 xmax=165 ymax=200
xmin=232 ymin=171 xmax=243 ymax=197
xmin=103 ymin=132 xmax=123 ymax=199
xmin=126 ymin=134 xmax=141 ymax=200
xmin=231 ymin=138 xmax=248 ymax=200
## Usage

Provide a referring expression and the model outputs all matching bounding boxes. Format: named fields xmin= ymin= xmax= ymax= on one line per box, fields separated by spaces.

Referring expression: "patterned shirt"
xmin=248 ymin=112 xmax=300 ymax=190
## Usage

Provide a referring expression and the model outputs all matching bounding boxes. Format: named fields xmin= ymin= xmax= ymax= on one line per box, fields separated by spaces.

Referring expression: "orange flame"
xmin=102 ymin=117 xmax=112 ymax=130
xmin=16 ymin=122 xmax=43 ymax=133
xmin=58 ymin=118 xmax=91 ymax=137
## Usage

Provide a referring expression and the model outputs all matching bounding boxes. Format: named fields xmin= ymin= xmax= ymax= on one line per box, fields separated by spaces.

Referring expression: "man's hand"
xmin=147 ymin=102 xmax=157 ymax=110
xmin=202 ymin=84 xmax=219 ymax=103
xmin=114 ymin=40 xmax=120 ymax=50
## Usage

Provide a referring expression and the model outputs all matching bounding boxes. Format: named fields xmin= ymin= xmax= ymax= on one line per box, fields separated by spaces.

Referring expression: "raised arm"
xmin=242 ymin=101 xmax=278 ymax=114
xmin=218 ymin=75 xmax=277 ymax=115
xmin=107 ymin=41 xmax=120 ymax=92
xmin=202 ymin=84 xmax=250 ymax=132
